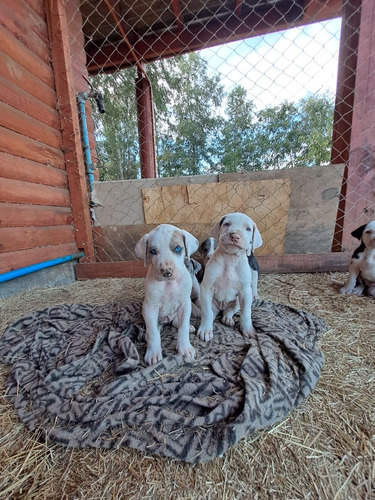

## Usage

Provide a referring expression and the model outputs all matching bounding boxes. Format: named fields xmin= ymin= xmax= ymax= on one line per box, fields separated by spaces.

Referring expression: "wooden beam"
xmin=331 ymin=0 xmax=361 ymax=251
xmin=75 ymin=253 xmax=351 ymax=280
xmin=45 ymin=0 xmax=95 ymax=262
xmin=340 ymin=0 xmax=375 ymax=250
xmin=135 ymin=66 xmax=157 ymax=179
xmin=87 ymin=0 xmax=342 ymax=74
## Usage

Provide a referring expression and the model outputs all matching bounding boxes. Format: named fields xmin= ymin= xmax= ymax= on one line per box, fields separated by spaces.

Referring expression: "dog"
xmin=135 ymin=224 xmax=199 ymax=365
xmin=340 ymin=221 xmax=375 ymax=296
xmin=197 ymin=212 xmax=262 ymax=341
xmin=196 ymin=237 xmax=218 ymax=283
xmin=184 ymin=257 xmax=201 ymax=304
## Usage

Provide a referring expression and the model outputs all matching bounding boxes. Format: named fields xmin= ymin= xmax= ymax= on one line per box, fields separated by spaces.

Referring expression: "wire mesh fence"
xmin=70 ymin=0 xmax=373 ymax=267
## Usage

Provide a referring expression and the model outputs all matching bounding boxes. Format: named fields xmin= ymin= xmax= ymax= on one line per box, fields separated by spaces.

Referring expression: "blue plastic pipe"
xmin=77 ymin=92 xmax=95 ymax=192
xmin=0 ymin=253 xmax=84 ymax=284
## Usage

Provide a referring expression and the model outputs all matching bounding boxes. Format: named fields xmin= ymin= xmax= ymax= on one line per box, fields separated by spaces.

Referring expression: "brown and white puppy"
xmin=341 ymin=220 xmax=375 ymax=296
xmin=197 ymin=213 xmax=262 ymax=341
xmin=196 ymin=237 xmax=218 ymax=283
xmin=135 ymin=224 xmax=199 ymax=365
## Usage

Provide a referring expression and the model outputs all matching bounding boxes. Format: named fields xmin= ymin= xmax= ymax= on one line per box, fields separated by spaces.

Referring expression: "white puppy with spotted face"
xmin=197 ymin=212 xmax=262 ymax=341
xmin=135 ymin=224 xmax=199 ymax=365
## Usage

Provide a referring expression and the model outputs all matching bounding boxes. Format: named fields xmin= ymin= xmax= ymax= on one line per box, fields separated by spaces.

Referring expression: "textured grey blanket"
xmin=0 ymin=300 xmax=326 ymax=463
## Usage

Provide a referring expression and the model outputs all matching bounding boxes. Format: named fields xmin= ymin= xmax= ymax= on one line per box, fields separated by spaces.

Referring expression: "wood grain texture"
xmin=0 ymin=203 xmax=73 ymax=228
xmin=142 ymin=179 xmax=291 ymax=255
xmin=0 ymin=152 xmax=68 ymax=188
xmin=0 ymin=177 xmax=70 ymax=206
xmin=0 ymin=242 xmax=78 ymax=274
xmin=0 ymin=226 xmax=75 ymax=253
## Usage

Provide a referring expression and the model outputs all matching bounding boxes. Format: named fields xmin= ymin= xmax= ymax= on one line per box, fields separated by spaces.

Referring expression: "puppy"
xmin=196 ymin=237 xmax=218 ymax=283
xmin=135 ymin=224 xmax=199 ymax=365
xmin=341 ymin=220 xmax=375 ymax=296
xmin=197 ymin=213 xmax=262 ymax=341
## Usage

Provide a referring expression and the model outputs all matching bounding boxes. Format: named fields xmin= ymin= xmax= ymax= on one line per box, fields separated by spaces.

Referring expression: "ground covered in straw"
xmin=0 ymin=273 xmax=373 ymax=500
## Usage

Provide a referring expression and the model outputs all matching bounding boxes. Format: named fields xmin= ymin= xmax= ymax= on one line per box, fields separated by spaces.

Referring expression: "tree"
xmin=218 ymin=85 xmax=257 ymax=172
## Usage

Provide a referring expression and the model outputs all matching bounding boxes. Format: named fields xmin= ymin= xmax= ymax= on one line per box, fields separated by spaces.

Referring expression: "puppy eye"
xmin=246 ymin=227 xmax=251 ymax=232
xmin=150 ymin=248 xmax=157 ymax=255
xmin=174 ymin=246 xmax=182 ymax=254
xmin=223 ymin=222 xmax=230 ymax=227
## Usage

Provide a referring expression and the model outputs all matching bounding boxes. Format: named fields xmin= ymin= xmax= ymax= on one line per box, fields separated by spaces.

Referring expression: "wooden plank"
xmin=0 ymin=226 xmax=75 ymax=253
xmin=341 ymin=0 xmax=375 ymax=250
xmin=0 ymin=0 xmax=50 ymax=64
xmin=75 ymin=253 xmax=352 ymax=280
xmin=0 ymin=152 xmax=68 ymax=188
xmin=0 ymin=242 xmax=78 ymax=274
xmin=0 ymin=26 xmax=54 ymax=87
xmin=0 ymin=101 xmax=62 ymax=150
xmin=0 ymin=177 xmax=70 ymax=206
xmin=45 ymin=0 xmax=95 ymax=262
xmin=0 ymin=51 xmax=56 ymax=108
xmin=0 ymin=203 xmax=73 ymax=228
xmin=0 ymin=126 xmax=65 ymax=169
xmin=142 ymin=179 xmax=291 ymax=255
xmin=76 ymin=261 xmax=149 ymax=280
xmin=0 ymin=76 xmax=60 ymax=130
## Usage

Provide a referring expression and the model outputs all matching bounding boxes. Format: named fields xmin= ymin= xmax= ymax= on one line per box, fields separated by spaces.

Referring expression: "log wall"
xmin=0 ymin=0 xmax=94 ymax=276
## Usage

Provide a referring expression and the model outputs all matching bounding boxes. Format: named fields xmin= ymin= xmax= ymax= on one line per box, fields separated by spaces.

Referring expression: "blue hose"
xmin=0 ymin=253 xmax=84 ymax=284
xmin=77 ymin=93 xmax=95 ymax=192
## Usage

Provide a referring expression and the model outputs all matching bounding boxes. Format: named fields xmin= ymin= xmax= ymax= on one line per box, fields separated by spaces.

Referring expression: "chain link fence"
xmin=72 ymin=0 xmax=372 ymax=267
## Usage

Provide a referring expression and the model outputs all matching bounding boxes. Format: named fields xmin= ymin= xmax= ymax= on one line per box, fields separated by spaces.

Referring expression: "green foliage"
xmin=90 ymin=55 xmax=334 ymax=180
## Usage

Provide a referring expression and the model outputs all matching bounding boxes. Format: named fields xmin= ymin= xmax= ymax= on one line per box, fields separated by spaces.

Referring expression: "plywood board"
xmin=220 ymin=164 xmax=345 ymax=254
xmin=142 ymin=179 xmax=291 ymax=255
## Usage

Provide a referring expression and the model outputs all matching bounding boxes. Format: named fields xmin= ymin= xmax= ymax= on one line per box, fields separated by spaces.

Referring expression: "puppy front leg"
xmin=251 ymin=270 xmax=259 ymax=300
xmin=340 ymin=267 xmax=359 ymax=295
xmin=239 ymin=289 xmax=256 ymax=338
xmin=176 ymin=299 xmax=195 ymax=359
xmin=142 ymin=304 xmax=163 ymax=365
xmin=197 ymin=286 xmax=216 ymax=341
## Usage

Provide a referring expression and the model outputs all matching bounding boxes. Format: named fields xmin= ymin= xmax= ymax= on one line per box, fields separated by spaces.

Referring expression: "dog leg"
xmin=142 ymin=304 xmax=163 ymax=365
xmin=222 ymin=299 xmax=240 ymax=327
xmin=340 ymin=268 xmax=358 ymax=295
xmin=251 ymin=270 xmax=259 ymax=300
xmin=197 ymin=286 xmax=217 ymax=341
xmin=239 ymin=290 xmax=256 ymax=337
xmin=175 ymin=300 xmax=195 ymax=359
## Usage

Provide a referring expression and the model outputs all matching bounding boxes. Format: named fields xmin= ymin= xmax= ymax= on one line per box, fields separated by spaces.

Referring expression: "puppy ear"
xmin=351 ymin=224 xmax=367 ymax=240
xmin=180 ymin=230 xmax=199 ymax=259
xmin=135 ymin=234 xmax=149 ymax=265
xmin=247 ymin=224 xmax=263 ymax=256
xmin=190 ymin=258 xmax=202 ymax=273
xmin=210 ymin=216 xmax=226 ymax=240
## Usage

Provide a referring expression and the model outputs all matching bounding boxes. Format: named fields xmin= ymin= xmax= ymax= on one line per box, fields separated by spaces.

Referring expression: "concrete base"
xmin=0 ymin=262 xmax=76 ymax=299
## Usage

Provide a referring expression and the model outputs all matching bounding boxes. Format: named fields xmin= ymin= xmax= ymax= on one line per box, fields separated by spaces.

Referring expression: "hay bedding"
xmin=0 ymin=297 xmax=326 ymax=464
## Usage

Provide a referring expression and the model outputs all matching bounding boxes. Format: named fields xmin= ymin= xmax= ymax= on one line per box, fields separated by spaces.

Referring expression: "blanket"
xmin=0 ymin=300 xmax=327 ymax=463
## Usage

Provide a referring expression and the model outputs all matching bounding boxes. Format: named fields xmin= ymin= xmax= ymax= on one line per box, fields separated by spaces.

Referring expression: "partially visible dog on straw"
xmin=135 ymin=224 xmax=199 ymax=365
xmin=340 ymin=220 xmax=375 ymax=297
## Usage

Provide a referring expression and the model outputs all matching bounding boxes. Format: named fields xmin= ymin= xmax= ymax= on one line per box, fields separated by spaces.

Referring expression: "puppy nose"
xmin=161 ymin=267 xmax=173 ymax=277
xmin=230 ymin=232 xmax=240 ymax=242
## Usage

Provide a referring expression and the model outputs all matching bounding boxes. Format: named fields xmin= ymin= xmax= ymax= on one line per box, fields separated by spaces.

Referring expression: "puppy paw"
xmin=197 ymin=325 xmax=213 ymax=342
xmin=222 ymin=315 xmax=235 ymax=327
xmin=241 ymin=325 xmax=256 ymax=338
xmin=189 ymin=324 xmax=196 ymax=333
xmin=340 ymin=286 xmax=353 ymax=295
xmin=352 ymin=286 xmax=364 ymax=296
xmin=145 ymin=348 xmax=163 ymax=366
xmin=177 ymin=343 xmax=195 ymax=359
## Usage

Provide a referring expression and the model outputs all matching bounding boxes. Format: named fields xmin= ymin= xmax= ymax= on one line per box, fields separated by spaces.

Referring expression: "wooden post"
xmin=340 ymin=0 xmax=375 ymax=250
xmin=45 ymin=0 xmax=95 ymax=261
xmin=331 ymin=0 xmax=361 ymax=251
xmin=135 ymin=65 xmax=157 ymax=178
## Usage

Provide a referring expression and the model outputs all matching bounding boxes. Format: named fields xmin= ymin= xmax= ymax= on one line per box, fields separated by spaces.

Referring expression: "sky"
xmin=199 ymin=18 xmax=342 ymax=110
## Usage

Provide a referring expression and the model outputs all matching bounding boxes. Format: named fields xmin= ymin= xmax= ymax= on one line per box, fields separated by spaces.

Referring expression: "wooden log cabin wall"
xmin=0 ymin=0 xmax=94 ymax=292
